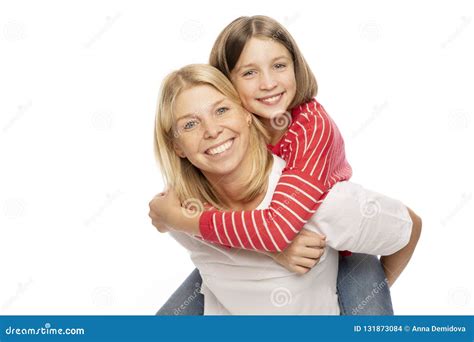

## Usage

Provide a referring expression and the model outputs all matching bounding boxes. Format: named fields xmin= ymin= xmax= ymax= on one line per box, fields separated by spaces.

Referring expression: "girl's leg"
xmin=156 ymin=268 xmax=204 ymax=315
xmin=337 ymin=253 xmax=394 ymax=315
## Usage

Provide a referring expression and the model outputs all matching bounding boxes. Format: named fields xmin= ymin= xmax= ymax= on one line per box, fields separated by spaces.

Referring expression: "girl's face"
xmin=230 ymin=37 xmax=297 ymax=119
xmin=173 ymin=85 xmax=252 ymax=179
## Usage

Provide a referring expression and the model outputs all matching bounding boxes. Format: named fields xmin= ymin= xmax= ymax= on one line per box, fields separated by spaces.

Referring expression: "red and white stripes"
xmin=199 ymin=98 xmax=352 ymax=252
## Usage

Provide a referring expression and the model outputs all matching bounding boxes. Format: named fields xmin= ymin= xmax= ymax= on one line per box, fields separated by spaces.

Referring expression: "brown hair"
xmin=154 ymin=64 xmax=272 ymax=210
xmin=209 ymin=15 xmax=317 ymax=109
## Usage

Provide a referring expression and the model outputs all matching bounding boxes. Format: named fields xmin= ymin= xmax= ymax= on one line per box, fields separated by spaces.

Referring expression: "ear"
xmin=246 ymin=113 xmax=252 ymax=126
xmin=173 ymin=141 xmax=186 ymax=158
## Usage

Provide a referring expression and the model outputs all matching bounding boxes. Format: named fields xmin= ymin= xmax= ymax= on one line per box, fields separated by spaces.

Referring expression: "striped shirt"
xmin=199 ymin=98 xmax=352 ymax=252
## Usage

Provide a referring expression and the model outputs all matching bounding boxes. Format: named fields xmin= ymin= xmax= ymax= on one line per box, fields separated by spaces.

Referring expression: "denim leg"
xmin=337 ymin=253 xmax=394 ymax=315
xmin=156 ymin=268 xmax=204 ymax=315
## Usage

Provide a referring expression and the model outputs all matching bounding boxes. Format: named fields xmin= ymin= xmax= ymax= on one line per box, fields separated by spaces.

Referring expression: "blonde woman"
xmin=152 ymin=64 xmax=421 ymax=315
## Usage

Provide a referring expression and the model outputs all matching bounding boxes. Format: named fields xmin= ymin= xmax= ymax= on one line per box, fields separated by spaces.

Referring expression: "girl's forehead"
xmin=240 ymin=37 xmax=291 ymax=60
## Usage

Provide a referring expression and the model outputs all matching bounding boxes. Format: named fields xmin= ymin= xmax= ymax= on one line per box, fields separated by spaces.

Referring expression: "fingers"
xmin=152 ymin=220 xmax=168 ymax=233
xmin=292 ymin=256 xmax=314 ymax=268
xmin=301 ymin=229 xmax=326 ymax=239
xmin=300 ymin=234 xmax=326 ymax=248
xmin=152 ymin=192 xmax=166 ymax=201
xmin=152 ymin=189 xmax=169 ymax=200
xmin=293 ymin=265 xmax=311 ymax=275
xmin=148 ymin=209 xmax=158 ymax=220
xmin=302 ymin=246 xmax=325 ymax=260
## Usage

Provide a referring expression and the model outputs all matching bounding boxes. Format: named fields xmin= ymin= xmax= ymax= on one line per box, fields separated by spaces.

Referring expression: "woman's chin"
xmin=200 ymin=156 xmax=242 ymax=179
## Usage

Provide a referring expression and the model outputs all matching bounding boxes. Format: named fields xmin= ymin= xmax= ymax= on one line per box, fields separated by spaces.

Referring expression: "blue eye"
xmin=216 ymin=107 xmax=229 ymax=115
xmin=183 ymin=120 xmax=198 ymax=130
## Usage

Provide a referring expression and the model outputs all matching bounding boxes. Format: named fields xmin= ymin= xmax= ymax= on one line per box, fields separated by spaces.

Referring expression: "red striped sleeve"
xmin=199 ymin=98 xmax=352 ymax=252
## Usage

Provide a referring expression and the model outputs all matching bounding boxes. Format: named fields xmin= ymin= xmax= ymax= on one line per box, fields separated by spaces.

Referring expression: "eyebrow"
xmin=175 ymin=98 xmax=226 ymax=122
xmin=235 ymin=55 xmax=291 ymax=73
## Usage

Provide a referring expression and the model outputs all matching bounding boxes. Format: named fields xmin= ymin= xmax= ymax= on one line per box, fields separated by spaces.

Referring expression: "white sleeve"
xmin=307 ymin=181 xmax=413 ymax=256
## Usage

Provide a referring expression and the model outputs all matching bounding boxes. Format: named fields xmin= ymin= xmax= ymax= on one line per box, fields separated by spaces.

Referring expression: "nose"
xmin=202 ymin=118 xmax=223 ymax=139
xmin=259 ymin=71 xmax=277 ymax=91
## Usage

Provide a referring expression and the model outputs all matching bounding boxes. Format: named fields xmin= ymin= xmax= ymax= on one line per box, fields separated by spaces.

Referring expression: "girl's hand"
xmin=268 ymin=229 xmax=326 ymax=275
xmin=148 ymin=189 xmax=181 ymax=233
xmin=149 ymin=189 xmax=202 ymax=235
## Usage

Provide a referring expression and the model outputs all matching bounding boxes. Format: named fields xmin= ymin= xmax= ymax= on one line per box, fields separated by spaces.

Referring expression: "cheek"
xmin=176 ymin=137 xmax=199 ymax=156
xmin=237 ymin=124 xmax=251 ymax=146
xmin=285 ymin=72 xmax=297 ymax=90
xmin=236 ymin=81 xmax=256 ymax=102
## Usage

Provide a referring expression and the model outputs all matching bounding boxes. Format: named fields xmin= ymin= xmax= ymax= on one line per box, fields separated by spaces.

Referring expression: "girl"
xmin=151 ymin=16 xmax=421 ymax=314
xmin=152 ymin=64 xmax=420 ymax=314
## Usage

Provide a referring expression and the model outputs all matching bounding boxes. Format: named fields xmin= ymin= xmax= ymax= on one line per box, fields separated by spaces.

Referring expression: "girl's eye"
xmin=274 ymin=63 xmax=286 ymax=69
xmin=183 ymin=120 xmax=198 ymax=130
xmin=216 ymin=107 xmax=229 ymax=115
xmin=242 ymin=70 xmax=256 ymax=77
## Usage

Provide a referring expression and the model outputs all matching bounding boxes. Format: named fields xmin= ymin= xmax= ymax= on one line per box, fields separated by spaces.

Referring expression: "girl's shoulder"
xmin=290 ymin=98 xmax=330 ymax=127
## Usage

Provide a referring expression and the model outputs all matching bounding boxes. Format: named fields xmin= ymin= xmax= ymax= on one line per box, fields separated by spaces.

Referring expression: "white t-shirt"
xmin=170 ymin=155 xmax=412 ymax=315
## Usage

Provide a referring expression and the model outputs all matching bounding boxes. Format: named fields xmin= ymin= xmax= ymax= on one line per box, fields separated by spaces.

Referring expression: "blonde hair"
xmin=209 ymin=15 xmax=318 ymax=109
xmin=154 ymin=64 xmax=273 ymax=210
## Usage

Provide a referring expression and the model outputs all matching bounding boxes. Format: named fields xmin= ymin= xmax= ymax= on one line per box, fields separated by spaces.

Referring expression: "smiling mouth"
xmin=257 ymin=92 xmax=284 ymax=105
xmin=205 ymin=138 xmax=235 ymax=156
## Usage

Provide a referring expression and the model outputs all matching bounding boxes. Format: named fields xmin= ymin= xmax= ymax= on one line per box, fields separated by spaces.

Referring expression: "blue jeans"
xmin=156 ymin=253 xmax=393 ymax=315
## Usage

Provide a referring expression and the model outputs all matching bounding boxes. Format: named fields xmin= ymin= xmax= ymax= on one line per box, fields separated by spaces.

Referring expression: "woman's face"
xmin=230 ymin=37 xmax=297 ymax=119
xmin=173 ymin=85 xmax=252 ymax=178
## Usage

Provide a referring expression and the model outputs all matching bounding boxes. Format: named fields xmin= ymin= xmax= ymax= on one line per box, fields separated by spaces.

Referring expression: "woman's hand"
xmin=267 ymin=229 xmax=326 ymax=275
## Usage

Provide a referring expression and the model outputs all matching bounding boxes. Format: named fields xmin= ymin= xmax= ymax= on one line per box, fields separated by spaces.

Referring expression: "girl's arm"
xmin=150 ymin=192 xmax=327 ymax=273
xmin=151 ymin=100 xmax=351 ymax=252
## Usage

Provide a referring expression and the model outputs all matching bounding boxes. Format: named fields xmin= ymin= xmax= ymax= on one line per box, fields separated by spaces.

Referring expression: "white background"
xmin=1 ymin=0 xmax=473 ymax=315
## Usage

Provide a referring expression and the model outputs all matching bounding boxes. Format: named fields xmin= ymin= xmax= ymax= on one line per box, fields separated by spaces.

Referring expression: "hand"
xmin=269 ymin=229 xmax=326 ymax=275
xmin=148 ymin=189 xmax=181 ymax=233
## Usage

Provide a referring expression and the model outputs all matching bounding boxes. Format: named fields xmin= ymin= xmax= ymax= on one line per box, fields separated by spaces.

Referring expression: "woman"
xmin=151 ymin=64 xmax=421 ymax=314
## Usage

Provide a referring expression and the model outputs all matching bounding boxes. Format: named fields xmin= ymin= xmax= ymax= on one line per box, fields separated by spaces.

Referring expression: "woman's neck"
xmin=203 ymin=154 xmax=267 ymax=211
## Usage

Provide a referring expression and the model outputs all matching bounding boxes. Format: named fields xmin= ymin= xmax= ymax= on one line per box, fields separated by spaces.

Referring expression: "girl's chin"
xmin=252 ymin=104 xmax=288 ymax=118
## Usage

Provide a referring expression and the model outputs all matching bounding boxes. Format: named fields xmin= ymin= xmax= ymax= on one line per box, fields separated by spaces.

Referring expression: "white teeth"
xmin=259 ymin=93 xmax=281 ymax=104
xmin=206 ymin=139 xmax=233 ymax=155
